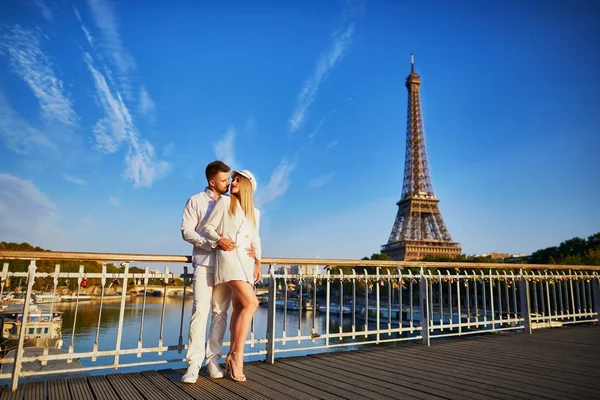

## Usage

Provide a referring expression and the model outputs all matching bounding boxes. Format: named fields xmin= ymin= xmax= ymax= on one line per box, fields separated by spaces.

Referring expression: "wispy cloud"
xmin=0 ymin=173 xmax=65 ymax=247
xmin=0 ymin=25 xmax=78 ymax=127
xmin=108 ymin=196 xmax=120 ymax=206
xmin=74 ymin=7 xmax=96 ymax=48
xmin=0 ymin=91 xmax=56 ymax=154
xmin=308 ymin=109 xmax=336 ymax=144
xmin=139 ymin=85 xmax=156 ymax=120
xmin=34 ymin=0 xmax=53 ymax=22
xmin=84 ymin=53 xmax=169 ymax=187
xmin=288 ymin=22 xmax=355 ymax=134
xmin=326 ymin=139 xmax=339 ymax=150
xmin=214 ymin=126 xmax=236 ymax=168
xmin=124 ymin=139 xmax=170 ymax=187
xmin=85 ymin=53 xmax=130 ymax=153
xmin=86 ymin=0 xmax=136 ymax=76
xmin=256 ymin=159 xmax=296 ymax=208
xmin=63 ymin=174 xmax=87 ymax=185
xmin=306 ymin=172 xmax=335 ymax=189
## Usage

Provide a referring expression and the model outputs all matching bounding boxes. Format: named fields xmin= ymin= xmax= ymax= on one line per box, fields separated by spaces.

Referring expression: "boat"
xmin=317 ymin=303 xmax=353 ymax=314
xmin=275 ymin=298 xmax=315 ymax=311
xmin=358 ymin=306 xmax=473 ymax=326
xmin=60 ymin=294 xmax=92 ymax=302
xmin=1 ymin=292 xmax=27 ymax=304
xmin=32 ymin=292 xmax=62 ymax=304
xmin=0 ymin=304 xmax=63 ymax=356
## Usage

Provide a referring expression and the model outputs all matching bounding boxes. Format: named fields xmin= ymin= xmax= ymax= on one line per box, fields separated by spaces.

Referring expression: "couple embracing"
xmin=180 ymin=160 xmax=262 ymax=383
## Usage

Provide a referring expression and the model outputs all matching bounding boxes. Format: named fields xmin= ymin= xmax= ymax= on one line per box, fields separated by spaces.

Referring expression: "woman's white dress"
xmin=202 ymin=196 xmax=262 ymax=284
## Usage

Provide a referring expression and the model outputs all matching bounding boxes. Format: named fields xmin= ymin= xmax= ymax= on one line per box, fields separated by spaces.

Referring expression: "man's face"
xmin=209 ymin=171 xmax=230 ymax=195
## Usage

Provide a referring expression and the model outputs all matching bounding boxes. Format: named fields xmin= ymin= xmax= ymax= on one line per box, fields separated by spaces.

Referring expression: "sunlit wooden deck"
xmin=1 ymin=325 xmax=599 ymax=400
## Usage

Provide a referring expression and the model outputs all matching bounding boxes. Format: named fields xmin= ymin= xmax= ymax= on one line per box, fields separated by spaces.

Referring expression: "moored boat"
xmin=0 ymin=304 xmax=63 ymax=356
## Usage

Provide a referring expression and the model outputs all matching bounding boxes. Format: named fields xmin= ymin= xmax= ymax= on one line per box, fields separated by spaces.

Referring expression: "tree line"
xmin=0 ymin=242 xmax=183 ymax=291
xmin=363 ymin=232 xmax=600 ymax=266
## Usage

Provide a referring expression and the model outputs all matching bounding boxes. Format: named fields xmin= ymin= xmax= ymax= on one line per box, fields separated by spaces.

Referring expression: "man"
xmin=180 ymin=160 xmax=239 ymax=383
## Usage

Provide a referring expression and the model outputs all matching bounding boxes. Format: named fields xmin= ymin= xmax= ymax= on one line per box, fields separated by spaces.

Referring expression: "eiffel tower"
xmin=382 ymin=55 xmax=461 ymax=261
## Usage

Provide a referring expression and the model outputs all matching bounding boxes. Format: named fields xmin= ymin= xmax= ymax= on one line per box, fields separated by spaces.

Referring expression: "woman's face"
xmin=230 ymin=174 xmax=240 ymax=194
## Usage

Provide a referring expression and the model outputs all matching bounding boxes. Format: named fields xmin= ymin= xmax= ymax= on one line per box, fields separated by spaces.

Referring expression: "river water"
xmin=51 ymin=296 xmax=361 ymax=375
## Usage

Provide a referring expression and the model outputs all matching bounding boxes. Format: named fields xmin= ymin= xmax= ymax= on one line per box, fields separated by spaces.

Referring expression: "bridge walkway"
xmin=1 ymin=325 xmax=598 ymax=400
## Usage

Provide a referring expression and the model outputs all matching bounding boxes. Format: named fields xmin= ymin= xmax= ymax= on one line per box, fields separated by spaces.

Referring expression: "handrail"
xmin=0 ymin=254 xmax=598 ymax=392
xmin=1 ymin=250 xmax=599 ymax=270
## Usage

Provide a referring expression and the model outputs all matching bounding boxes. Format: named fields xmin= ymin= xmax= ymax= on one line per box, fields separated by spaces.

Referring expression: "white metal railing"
xmin=0 ymin=250 xmax=599 ymax=392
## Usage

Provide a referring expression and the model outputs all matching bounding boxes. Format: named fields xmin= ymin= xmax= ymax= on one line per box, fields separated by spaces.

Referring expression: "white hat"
xmin=232 ymin=169 xmax=257 ymax=192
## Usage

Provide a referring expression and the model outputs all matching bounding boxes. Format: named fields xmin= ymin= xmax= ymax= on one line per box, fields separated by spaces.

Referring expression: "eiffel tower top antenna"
xmin=411 ymin=53 xmax=414 ymax=73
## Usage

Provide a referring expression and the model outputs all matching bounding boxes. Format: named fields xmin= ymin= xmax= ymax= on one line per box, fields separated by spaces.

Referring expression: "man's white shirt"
xmin=181 ymin=187 xmax=220 ymax=269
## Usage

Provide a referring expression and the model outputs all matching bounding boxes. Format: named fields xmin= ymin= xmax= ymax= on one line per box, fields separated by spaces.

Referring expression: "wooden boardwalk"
xmin=1 ymin=325 xmax=599 ymax=400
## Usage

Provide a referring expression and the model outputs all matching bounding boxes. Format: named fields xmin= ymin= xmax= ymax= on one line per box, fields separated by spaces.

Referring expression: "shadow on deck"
xmin=1 ymin=325 xmax=599 ymax=400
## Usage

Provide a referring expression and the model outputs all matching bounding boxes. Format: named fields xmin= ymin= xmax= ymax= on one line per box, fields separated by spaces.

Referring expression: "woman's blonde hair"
xmin=229 ymin=173 xmax=256 ymax=226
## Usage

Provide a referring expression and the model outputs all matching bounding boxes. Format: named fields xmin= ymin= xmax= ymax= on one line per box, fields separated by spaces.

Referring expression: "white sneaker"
xmin=181 ymin=364 xmax=199 ymax=384
xmin=206 ymin=361 xmax=225 ymax=379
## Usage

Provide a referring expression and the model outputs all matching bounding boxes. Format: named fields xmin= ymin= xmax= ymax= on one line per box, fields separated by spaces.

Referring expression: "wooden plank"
xmin=171 ymin=369 xmax=248 ymax=400
xmin=122 ymin=372 xmax=167 ymax=400
xmin=274 ymin=358 xmax=390 ymax=400
xmin=0 ymin=384 xmax=24 ymax=400
xmin=245 ymin=364 xmax=343 ymax=400
xmin=320 ymin=351 xmax=488 ymax=400
xmin=139 ymin=371 xmax=194 ymax=400
xmin=411 ymin=341 xmax=600 ymax=396
xmin=350 ymin=348 xmax=535 ymax=400
xmin=173 ymin=369 xmax=247 ymax=400
xmin=105 ymin=374 xmax=145 ymax=400
xmin=197 ymin=369 xmax=282 ymax=400
xmin=360 ymin=346 xmax=571 ymax=400
xmin=225 ymin=365 xmax=319 ymax=400
xmin=290 ymin=355 xmax=448 ymax=400
xmin=426 ymin=339 xmax=600 ymax=383
xmin=24 ymin=381 xmax=44 ymax=400
xmin=317 ymin=348 xmax=531 ymax=400
xmin=249 ymin=363 xmax=348 ymax=400
xmin=47 ymin=378 xmax=71 ymax=400
xmin=158 ymin=369 xmax=222 ymax=400
xmin=87 ymin=375 xmax=121 ymax=400
xmin=67 ymin=377 xmax=94 ymax=400
xmin=366 ymin=345 xmax=583 ymax=400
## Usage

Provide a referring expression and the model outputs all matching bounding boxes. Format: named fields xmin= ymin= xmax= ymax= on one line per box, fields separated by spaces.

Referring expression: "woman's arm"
xmin=202 ymin=197 xmax=228 ymax=248
xmin=251 ymin=208 xmax=262 ymax=261
xmin=254 ymin=260 xmax=262 ymax=284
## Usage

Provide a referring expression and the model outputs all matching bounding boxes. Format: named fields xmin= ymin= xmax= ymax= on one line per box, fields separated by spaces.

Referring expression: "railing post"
xmin=519 ymin=269 xmax=532 ymax=334
xmin=593 ymin=273 xmax=600 ymax=326
xmin=265 ymin=265 xmax=276 ymax=364
xmin=11 ymin=260 xmax=37 ymax=392
xmin=375 ymin=267 xmax=380 ymax=344
xmin=419 ymin=267 xmax=430 ymax=346
xmin=325 ymin=268 xmax=331 ymax=349
xmin=178 ymin=266 xmax=188 ymax=353
xmin=0 ymin=263 xmax=8 ymax=300
xmin=113 ymin=261 xmax=130 ymax=368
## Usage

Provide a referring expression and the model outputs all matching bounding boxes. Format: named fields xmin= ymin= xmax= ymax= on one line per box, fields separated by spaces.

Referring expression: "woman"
xmin=203 ymin=169 xmax=262 ymax=382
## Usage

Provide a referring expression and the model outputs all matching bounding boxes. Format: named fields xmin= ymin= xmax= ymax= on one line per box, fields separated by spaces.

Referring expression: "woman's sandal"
xmin=225 ymin=351 xmax=246 ymax=382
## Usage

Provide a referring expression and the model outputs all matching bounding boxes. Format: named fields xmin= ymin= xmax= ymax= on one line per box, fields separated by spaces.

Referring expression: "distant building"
xmin=290 ymin=265 xmax=319 ymax=276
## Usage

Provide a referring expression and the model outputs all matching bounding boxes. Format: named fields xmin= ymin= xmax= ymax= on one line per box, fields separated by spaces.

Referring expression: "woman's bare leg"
xmin=229 ymin=295 xmax=242 ymax=353
xmin=227 ymin=281 xmax=258 ymax=378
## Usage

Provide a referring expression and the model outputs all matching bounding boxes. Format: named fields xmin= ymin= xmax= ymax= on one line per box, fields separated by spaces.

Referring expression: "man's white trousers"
xmin=185 ymin=265 xmax=231 ymax=367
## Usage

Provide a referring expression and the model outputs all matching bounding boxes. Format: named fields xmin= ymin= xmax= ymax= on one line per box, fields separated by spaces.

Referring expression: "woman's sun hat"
xmin=232 ymin=169 xmax=257 ymax=192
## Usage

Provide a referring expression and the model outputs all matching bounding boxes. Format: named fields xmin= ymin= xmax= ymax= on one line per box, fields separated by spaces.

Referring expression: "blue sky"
xmin=1 ymin=0 xmax=599 ymax=263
